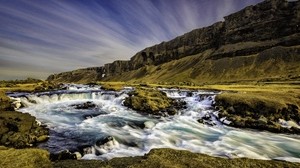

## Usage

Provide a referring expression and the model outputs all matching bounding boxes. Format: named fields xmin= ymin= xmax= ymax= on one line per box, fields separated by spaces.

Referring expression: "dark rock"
xmin=186 ymin=92 xmax=193 ymax=97
xmin=82 ymin=112 xmax=106 ymax=119
xmin=71 ymin=101 xmax=97 ymax=110
xmin=202 ymin=114 xmax=211 ymax=120
xmin=96 ymin=136 xmax=113 ymax=147
xmin=172 ymin=99 xmax=187 ymax=109
xmin=50 ymin=150 xmax=77 ymax=161
xmin=166 ymin=107 xmax=177 ymax=115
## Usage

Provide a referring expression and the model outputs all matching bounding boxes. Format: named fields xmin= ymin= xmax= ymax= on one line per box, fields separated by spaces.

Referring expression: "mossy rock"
xmin=0 ymin=91 xmax=14 ymax=111
xmin=124 ymin=88 xmax=172 ymax=115
xmin=0 ymin=146 xmax=51 ymax=168
xmin=0 ymin=111 xmax=49 ymax=148
xmin=34 ymin=81 xmax=62 ymax=92
xmin=215 ymin=91 xmax=300 ymax=134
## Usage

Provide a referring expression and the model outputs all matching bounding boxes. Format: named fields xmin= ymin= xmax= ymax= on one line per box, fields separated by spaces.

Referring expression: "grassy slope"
xmin=104 ymin=46 xmax=300 ymax=84
xmin=0 ymin=146 xmax=51 ymax=168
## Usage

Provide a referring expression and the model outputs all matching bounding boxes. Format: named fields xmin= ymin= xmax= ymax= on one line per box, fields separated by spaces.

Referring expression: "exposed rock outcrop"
xmin=123 ymin=88 xmax=172 ymax=115
xmin=47 ymin=0 xmax=300 ymax=83
xmin=214 ymin=91 xmax=300 ymax=134
xmin=0 ymin=111 xmax=49 ymax=148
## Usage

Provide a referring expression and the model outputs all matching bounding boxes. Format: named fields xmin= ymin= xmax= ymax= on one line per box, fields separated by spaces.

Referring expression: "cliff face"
xmin=47 ymin=0 xmax=300 ymax=83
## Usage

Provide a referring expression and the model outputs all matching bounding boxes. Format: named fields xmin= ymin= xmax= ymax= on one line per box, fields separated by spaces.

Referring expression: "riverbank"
xmin=53 ymin=148 xmax=300 ymax=168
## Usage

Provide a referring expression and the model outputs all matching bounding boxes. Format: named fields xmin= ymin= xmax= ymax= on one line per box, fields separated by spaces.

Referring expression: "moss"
xmin=0 ymin=111 xmax=49 ymax=148
xmin=215 ymin=91 xmax=300 ymax=134
xmin=99 ymin=82 xmax=126 ymax=91
xmin=0 ymin=91 xmax=14 ymax=111
xmin=0 ymin=146 xmax=51 ymax=168
xmin=53 ymin=148 xmax=300 ymax=168
xmin=124 ymin=88 xmax=172 ymax=115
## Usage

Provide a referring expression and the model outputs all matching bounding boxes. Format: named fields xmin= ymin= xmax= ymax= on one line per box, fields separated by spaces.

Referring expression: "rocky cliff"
xmin=47 ymin=0 xmax=300 ymax=84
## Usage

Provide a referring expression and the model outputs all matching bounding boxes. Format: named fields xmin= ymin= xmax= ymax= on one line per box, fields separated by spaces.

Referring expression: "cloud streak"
xmin=0 ymin=0 xmax=262 ymax=80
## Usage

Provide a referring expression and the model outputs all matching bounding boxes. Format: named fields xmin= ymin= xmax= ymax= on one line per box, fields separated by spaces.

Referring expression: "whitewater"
xmin=7 ymin=84 xmax=300 ymax=162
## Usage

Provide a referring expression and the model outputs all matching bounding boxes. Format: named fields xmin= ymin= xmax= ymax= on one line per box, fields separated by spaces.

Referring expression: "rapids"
xmin=7 ymin=84 xmax=300 ymax=162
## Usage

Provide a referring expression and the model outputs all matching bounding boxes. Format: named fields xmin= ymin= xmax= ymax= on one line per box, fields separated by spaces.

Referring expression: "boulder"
xmin=123 ymin=88 xmax=172 ymax=115
xmin=50 ymin=150 xmax=77 ymax=161
xmin=71 ymin=101 xmax=97 ymax=110
xmin=0 ymin=111 xmax=49 ymax=148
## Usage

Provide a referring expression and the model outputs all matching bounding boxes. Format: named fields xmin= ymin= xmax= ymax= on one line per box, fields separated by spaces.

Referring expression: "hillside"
xmin=47 ymin=0 xmax=300 ymax=84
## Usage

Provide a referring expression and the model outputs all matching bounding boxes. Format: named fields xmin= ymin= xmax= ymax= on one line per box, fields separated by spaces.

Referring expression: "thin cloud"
xmin=0 ymin=0 xmax=262 ymax=80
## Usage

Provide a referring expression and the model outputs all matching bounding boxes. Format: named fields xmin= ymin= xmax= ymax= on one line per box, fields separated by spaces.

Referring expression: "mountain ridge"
xmin=47 ymin=0 xmax=300 ymax=84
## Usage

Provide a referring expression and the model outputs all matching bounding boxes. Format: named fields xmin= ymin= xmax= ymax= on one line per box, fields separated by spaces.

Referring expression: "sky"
xmin=0 ymin=0 xmax=263 ymax=80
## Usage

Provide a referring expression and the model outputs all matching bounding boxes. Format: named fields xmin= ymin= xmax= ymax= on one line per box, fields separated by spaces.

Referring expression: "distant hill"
xmin=47 ymin=0 xmax=300 ymax=84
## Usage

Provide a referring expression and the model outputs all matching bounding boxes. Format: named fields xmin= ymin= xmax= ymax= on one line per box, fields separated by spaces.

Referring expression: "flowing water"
xmin=8 ymin=84 xmax=300 ymax=162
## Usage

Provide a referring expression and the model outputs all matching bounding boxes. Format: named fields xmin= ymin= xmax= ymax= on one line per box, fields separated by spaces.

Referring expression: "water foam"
xmin=11 ymin=85 xmax=300 ymax=162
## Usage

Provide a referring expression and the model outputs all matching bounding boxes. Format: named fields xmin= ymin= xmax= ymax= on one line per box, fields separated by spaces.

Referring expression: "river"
xmin=7 ymin=84 xmax=300 ymax=162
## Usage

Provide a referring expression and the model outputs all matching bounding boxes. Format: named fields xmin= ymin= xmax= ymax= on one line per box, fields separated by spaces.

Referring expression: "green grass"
xmin=102 ymin=45 xmax=300 ymax=85
xmin=0 ymin=146 xmax=51 ymax=168
xmin=214 ymin=84 xmax=300 ymax=133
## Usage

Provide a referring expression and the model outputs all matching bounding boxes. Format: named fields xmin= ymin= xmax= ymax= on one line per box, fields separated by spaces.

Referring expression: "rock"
xmin=215 ymin=92 xmax=300 ymax=134
xmin=10 ymin=97 xmax=22 ymax=110
xmin=74 ymin=152 xmax=82 ymax=160
xmin=50 ymin=150 xmax=77 ymax=161
xmin=0 ymin=111 xmax=49 ymax=148
xmin=0 ymin=91 xmax=14 ymax=111
xmin=37 ymin=135 xmax=49 ymax=142
xmin=47 ymin=0 xmax=300 ymax=83
xmin=144 ymin=121 xmax=155 ymax=129
xmin=71 ymin=101 xmax=97 ymax=110
xmin=220 ymin=117 xmax=231 ymax=125
xmin=78 ymin=136 xmax=120 ymax=156
xmin=166 ymin=107 xmax=177 ymax=115
xmin=94 ymin=136 xmax=119 ymax=155
xmin=123 ymin=88 xmax=172 ymax=115
xmin=96 ymin=136 xmax=114 ymax=146
xmin=53 ymin=148 xmax=300 ymax=168
xmin=186 ymin=92 xmax=193 ymax=97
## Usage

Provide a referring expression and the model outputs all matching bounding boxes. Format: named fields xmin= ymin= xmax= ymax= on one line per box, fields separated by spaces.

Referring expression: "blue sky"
xmin=0 ymin=0 xmax=262 ymax=80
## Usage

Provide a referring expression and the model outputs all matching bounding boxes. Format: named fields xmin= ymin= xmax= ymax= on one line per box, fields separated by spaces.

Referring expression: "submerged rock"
xmin=71 ymin=101 xmax=97 ymax=110
xmin=78 ymin=136 xmax=120 ymax=157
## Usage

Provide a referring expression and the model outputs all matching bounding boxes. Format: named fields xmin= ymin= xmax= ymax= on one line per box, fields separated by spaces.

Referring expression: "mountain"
xmin=47 ymin=0 xmax=300 ymax=84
